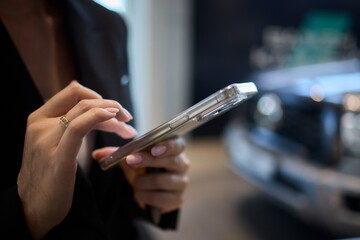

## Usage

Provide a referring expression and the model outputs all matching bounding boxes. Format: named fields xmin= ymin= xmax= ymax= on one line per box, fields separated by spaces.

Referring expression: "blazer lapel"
xmin=62 ymin=0 xmax=133 ymax=145
xmin=64 ymin=0 xmax=106 ymax=93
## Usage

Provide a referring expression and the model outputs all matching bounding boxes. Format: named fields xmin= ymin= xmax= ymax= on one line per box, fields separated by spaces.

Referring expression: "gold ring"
xmin=59 ymin=115 xmax=70 ymax=128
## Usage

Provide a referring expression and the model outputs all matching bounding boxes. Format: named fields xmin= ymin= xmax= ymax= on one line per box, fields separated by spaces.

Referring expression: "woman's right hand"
xmin=17 ymin=81 xmax=137 ymax=239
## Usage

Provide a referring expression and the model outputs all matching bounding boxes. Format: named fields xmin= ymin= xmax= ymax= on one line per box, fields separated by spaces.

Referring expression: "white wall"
xmin=126 ymin=0 xmax=193 ymax=134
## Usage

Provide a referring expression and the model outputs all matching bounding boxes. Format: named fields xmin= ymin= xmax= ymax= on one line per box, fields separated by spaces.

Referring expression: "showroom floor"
xmin=141 ymin=137 xmax=356 ymax=240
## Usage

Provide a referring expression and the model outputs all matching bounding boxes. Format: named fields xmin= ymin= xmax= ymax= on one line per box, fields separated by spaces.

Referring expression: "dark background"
xmin=191 ymin=0 xmax=360 ymax=137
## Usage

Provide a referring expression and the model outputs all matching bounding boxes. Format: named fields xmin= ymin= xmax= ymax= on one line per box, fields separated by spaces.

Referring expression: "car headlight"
xmin=254 ymin=93 xmax=283 ymax=130
xmin=341 ymin=93 xmax=360 ymax=159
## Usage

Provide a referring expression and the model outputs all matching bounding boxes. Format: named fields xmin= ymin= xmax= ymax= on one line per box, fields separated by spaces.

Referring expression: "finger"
xmin=61 ymin=100 xmax=136 ymax=138
xmin=57 ymin=108 xmax=119 ymax=165
xmin=64 ymin=110 xmax=136 ymax=139
xmin=134 ymin=191 xmax=184 ymax=212
xmin=134 ymin=173 xmax=189 ymax=192
xmin=35 ymin=81 xmax=133 ymax=122
xmin=92 ymin=147 xmax=118 ymax=160
xmin=126 ymin=152 xmax=190 ymax=174
xmin=37 ymin=81 xmax=102 ymax=117
xmin=64 ymin=98 xmax=133 ymax=123
xmin=94 ymin=120 xmax=137 ymax=139
xmin=150 ymin=137 xmax=186 ymax=157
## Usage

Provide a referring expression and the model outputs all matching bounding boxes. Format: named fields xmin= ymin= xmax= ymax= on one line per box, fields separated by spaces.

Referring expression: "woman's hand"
xmin=92 ymin=137 xmax=190 ymax=214
xmin=17 ymin=81 xmax=136 ymax=239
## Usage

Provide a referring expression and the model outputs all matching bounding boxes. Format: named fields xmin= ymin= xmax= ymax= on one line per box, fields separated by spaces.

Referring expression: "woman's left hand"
xmin=92 ymin=137 xmax=190 ymax=213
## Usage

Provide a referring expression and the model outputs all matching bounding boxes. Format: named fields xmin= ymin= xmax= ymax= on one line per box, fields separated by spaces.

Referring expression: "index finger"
xmin=39 ymin=81 xmax=102 ymax=117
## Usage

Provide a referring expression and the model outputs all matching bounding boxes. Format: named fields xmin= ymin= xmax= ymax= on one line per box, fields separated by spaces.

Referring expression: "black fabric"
xmin=0 ymin=19 xmax=39 ymax=240
xmin=0 ymin=0 xmax=178 ymax=239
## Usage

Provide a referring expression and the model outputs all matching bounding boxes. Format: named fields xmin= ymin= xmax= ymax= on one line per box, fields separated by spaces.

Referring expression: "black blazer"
xmin=0 ymin=0 xmax=177 ymax=239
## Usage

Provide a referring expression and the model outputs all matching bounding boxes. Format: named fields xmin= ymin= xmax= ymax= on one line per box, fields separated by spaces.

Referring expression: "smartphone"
xmin=99 ymin=82 xmax=258 ymax=171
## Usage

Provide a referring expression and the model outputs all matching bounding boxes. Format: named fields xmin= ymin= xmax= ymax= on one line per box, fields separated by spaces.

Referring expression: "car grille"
xmin=277 ymin=106 xmax=323 ymax=157
xmin=245 ymin=95 xmax=341 ymax=166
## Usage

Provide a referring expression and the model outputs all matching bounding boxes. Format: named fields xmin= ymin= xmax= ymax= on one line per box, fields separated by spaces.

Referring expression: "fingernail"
xmin=123 ymin=108 xmax=133 ymax=120
xmin=125 ymin=124 xmax=138 ymax=136
xmin=91 ymin=150 xmax=100 ymax=159
xmin=151 ymin=145 xmax=166 ymax=156
xmin=105 ymin=107 xmax=120 ymax=114
xmin=117 ymin=124 xmax=138 ymax=139
xmin=126 ymin=154 xmax=143 ymax=165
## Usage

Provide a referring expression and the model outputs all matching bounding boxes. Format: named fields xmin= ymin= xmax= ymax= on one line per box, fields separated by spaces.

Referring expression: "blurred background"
xmin=96 ymin=0 xmax=360 ymax=239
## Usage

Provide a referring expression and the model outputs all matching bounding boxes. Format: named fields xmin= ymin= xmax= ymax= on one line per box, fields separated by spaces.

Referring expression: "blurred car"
xmin=223 ymin=59 xmax=360 ymax=235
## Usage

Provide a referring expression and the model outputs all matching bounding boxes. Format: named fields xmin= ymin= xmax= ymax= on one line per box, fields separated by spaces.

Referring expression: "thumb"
xmin=92 ymin=147 xmax=118 ymax=160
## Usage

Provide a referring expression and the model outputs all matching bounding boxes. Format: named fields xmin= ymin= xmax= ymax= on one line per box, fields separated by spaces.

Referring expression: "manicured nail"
xmin=151 ymin=145 xmax=166 ymax=156
xmin=91 ymin=150 xmax=100 ymax=159
xmin=121 ymin=124 xmax=137 ymax=138
xmin=105 ymin=107 xmax=120 ymax=114
xmin=125 ymin=124 xmax=137 ymax=135
xmin=126 ymin=154 xmax=143 ymax=165
xmin=123 ymin=108 xmax=133 ymax=120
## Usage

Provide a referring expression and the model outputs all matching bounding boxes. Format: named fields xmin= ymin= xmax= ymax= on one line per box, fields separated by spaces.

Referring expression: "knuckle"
xmin=169 ymin=194 xmax=184 ymax=210
xmin=76 ymin=99 xmax=90 ymax=112
xmin=66 ymin=121 xmax=83 ymax=135
xmin=170 ymin=138 xmax=186 ymax=153
xmin=89 ymin=107 xmax=111 ymax=121
xmin=25 ymin=119 xmax=46 ymax=137
xmin=69 ymin=80 xmax=81 ymax=88
xmin=175 ymin=175 xmax=189 ymax=191
xmin=25 ymin=120 xmax=38 ymax=134
xmin=109 ymin=99 xmax=121 ymax=108
xmin=183 ymin=156 xmax=191 ymax=172
xmin=176 ymin=154 xmax=190 ymax=172
xmin=89 ymin=107 xmax=103 ymax=117
xmin=176 ymin=137 xmax=186 ymax=151
xmin=181 ymin=175 xmax=190 ymax=189
xmin=68 ymin=80 xmax=83 ymax=93
xmin=27 ymin=112 xmax=37 ymax=125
